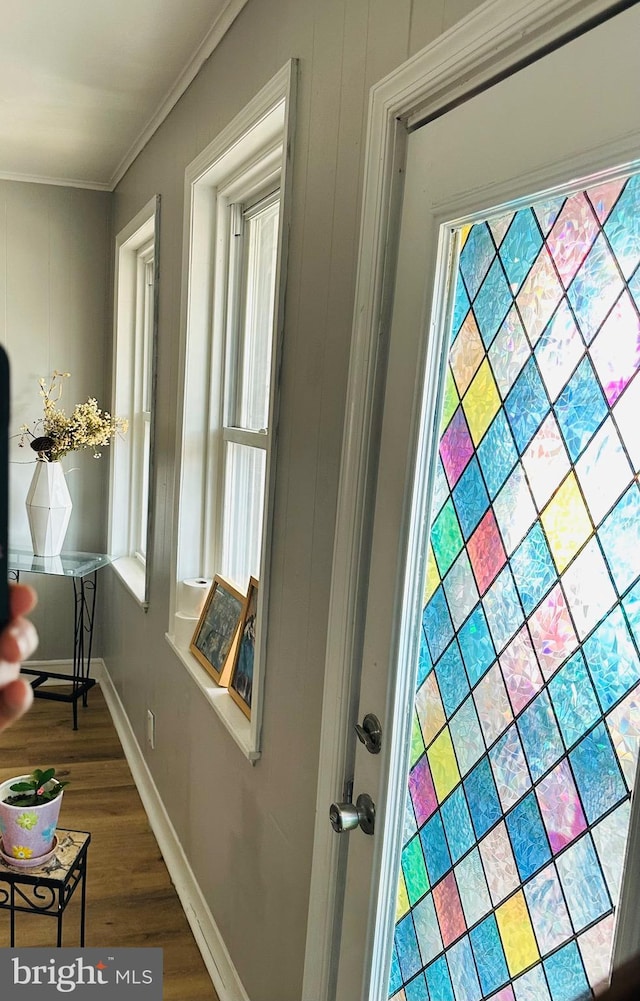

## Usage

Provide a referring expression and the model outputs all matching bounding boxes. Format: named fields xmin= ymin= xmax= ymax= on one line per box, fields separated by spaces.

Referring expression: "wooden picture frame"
xmin=190 ymin=575 xmax=245 ymax=685
xmin=228 ymin=577 xmax=258 ymax=719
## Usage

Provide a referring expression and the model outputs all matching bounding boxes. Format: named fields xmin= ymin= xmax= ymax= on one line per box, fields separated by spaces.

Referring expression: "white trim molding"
xmin=99 ymin=661 xmax=250 ymax=1001
xmin=302 ymin=1 xmax=634 ymax=998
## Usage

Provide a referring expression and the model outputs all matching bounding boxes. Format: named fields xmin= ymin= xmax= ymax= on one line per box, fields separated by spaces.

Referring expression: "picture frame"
xmin=228 ymin=577 xmax=258 ymax=719
xmin=190 ymin=575 xmax=245 ymax=685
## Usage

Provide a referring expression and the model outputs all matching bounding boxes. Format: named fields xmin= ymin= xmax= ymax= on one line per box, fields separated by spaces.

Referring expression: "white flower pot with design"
xmin=25 ymin=460 xmax=72 ymax=557
xmin=0 ymin=774 xmax=65 ymax=865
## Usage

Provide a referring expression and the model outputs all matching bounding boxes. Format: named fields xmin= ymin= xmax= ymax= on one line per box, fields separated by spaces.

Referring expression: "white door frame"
xmin=302 ymin=0 xmax=637 ymax=998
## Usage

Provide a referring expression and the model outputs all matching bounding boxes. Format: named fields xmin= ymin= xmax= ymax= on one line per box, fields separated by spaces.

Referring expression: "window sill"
xmin=165 ymin=633 xmax=260 ymax=762
xmin=111 ymin=557 xmax=148 ymax=609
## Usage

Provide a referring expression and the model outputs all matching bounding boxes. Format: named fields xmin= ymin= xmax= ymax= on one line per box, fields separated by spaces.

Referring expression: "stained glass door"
xmin=390 ymin=170 xmax=640 ymax=1001
xmin=331 ymin=6 xmax=640 ymax=1001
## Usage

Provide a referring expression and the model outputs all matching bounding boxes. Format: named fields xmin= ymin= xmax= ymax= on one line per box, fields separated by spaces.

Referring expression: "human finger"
xmin=0 ymin=678 xmax=33 ymax=732
xmin=9 ymin=583 xmax=38 ymax=619
xmin=0 ymin=617 xmax=39 ymax=664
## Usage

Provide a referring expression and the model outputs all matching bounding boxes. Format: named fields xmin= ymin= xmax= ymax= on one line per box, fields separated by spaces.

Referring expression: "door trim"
xmin=302 ymin=1 xmax=637 ymax=998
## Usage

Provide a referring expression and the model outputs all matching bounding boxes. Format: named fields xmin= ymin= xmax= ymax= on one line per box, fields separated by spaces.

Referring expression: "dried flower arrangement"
xmin=19 ymin=370 xmax=127 ymax=461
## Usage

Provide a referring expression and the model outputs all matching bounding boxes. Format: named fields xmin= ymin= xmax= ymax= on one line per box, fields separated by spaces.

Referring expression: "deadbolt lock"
xmin=354 ymin=712 xmax=382 ymax=754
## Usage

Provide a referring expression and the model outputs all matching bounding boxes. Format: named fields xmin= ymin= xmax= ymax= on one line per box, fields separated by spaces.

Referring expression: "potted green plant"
xmin=0 ymin=768 xmax=69 ymax=864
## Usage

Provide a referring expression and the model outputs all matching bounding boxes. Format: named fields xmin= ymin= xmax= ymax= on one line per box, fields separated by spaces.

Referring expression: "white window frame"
xmin=109 ymin=195 xmax=160 ymax=608
xmin=168 ymin=62 xmax=296 ymax=760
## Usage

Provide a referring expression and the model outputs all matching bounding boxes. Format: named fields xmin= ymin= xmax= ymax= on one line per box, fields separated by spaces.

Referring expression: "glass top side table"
xmin=8 ymin=549 xmax=114 ymax=729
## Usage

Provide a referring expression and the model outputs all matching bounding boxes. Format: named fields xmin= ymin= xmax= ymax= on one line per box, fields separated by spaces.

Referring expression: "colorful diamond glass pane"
xmin=589 ymin=291 xmax=640 ymax=405
xmin=453 ymin=457 xmax=490 ymax=541
xmin=568 ymin=233 xmax=624 ymax=344
xmin=470 ymin=914 xmax=510 ymax=996
xmin=555 ymin=834 xmax=611 ymax=932
xmin=455 ymin=848 xmax=492 ymax=927
xmin=408 ymin=754 xmax=438 ymax=829
xmin=420 ymin=812 xmax=452 ymax=886
xmin=449 ymin=696 xmax=486 ymax=777
xmin=598 ymin=483 xmax=640 ymax=595
xmin=524 ymin=863 xmax=573 ymax=957
xmin=441 ymin=784 xmax=475 ymax=863
xmin=499 ymin=208 xmax=543 ymax=292
xmin=474 ymin=257 xmax=512 ymax=348
xmin=543 ymin=941 xmax=590 ymax=1001
xmin=506 ymin=791 xmax=550 ymax=881
xmin=505 ymin=357 xmax=550 ymax=454
xmin=584 ymin=605 xmax=640 ymax=712
xmin=575 ymin=417 xmax=632 ymax=525
xmin=489 ymin=725 xmax=531 ymax=812
xmin=500 ymin=626 xmax=544 ymax=714
xmin=516 ymin=690 xmax=563 ymax=781
xmin=477 ymin=410 xmax=518 ymax=499
xmin=432 ymin=872 xmax=466 ymax=948
xmin=443 ymin=550 xmax=480 ymax=632
xmin=402 ymin=835 xmax=429 ymax=906
xmin=603 ymin=172 xmax=640 ymax=279
xmin=534 ymin=300 xmax=585 ymax=403
xmin=548 ymin=652 xmax=600 ymax=749
xmin=425 ymin=956 xmax=455 ymax=1001
xmin=448 ymin=936 xmax=482 ymax=1001
xmin=435 ymin=639 xmax=470 ymax=716
xmin=489 ymin=307 xmax=531 ymax=399
xmin=570 ymin=722 xmax=626 ymax=824
xmin=535 ymin=758 xmax=587 ymax=854
xmin=412 ymin=894 xmax=443 ymax=966
xmin=495 ymin=891 xmax=539 ymax=977
xmin=458 ymin=604 xmax=496 ymax=686
xmin=554 ymin=356 xmax=608 ymax=461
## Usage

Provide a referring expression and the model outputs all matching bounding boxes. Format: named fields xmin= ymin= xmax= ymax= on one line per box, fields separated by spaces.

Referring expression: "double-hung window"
xmin=171 ymin=63 xmax=296 ymax=759
xmin=218 ymin=189 xmax=280 ymax=589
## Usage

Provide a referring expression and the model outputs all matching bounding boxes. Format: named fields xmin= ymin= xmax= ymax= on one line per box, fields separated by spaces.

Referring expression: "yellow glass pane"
xmin=396 ymin=870 xmax=410 ymax=921
xmin=424 ymin=544 xmax=440 ymax=604
xmin=440 ymin=367 xmax=460 ymax=432
xmin=459 ymin=224 xmax=471 ymax=249
xmin=416 ymin=673 xmax=446 ymax=747
xmin=462 ymin=359 xmax=501 ymax=445
xmin=541 ymin=471 xmax=592 ymax=572
xmin=496 ymin=891 xmax=540 ymax=976
xmin=427 ymin=727 xmax=461 ymax=802
xmin=450 ymin=312 xmax=484 ymax=397
xmin=410 ymin=710 xmax=425 ymax=766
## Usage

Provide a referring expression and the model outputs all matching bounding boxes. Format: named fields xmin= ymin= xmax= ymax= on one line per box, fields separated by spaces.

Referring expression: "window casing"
xmin=109 ymin=196 xmax=159 ymax=607
xmin=170 ymin=63 xmax=296 ymax=759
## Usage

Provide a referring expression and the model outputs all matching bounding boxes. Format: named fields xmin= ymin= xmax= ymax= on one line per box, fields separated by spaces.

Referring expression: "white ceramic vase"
xmin=25 ymin=461 xmax=72 ymax=557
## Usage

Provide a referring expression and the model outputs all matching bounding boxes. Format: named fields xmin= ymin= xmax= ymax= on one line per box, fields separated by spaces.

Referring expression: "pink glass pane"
xmin=500 ymin=626 xmax=544 ymax=714
xmin=536 ymin=759 xmax=587 ymax=854
xmin=527 ymin=584 xmax=578 ymax=680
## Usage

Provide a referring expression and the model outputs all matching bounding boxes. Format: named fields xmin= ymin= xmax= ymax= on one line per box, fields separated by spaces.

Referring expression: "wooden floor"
xmin=0 ymin=685 xmax=220 ymax=1001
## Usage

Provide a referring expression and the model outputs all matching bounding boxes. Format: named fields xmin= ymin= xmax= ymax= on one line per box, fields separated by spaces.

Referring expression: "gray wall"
xmin=0 ymin=180 xmax=111 ymax=658
xmin=0 ymin=1 xmax=486 ymax=998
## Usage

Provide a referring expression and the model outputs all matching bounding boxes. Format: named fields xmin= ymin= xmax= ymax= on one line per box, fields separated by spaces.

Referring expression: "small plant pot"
xmin=0 ymin=775 xmax=64 ymax=864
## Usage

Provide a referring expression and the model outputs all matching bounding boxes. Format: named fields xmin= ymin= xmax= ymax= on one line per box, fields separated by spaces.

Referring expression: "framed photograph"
xmin=228 ymin=577 xmax=258 ymax=719
xmin=190 ymin=575 xmax=245 ymax=685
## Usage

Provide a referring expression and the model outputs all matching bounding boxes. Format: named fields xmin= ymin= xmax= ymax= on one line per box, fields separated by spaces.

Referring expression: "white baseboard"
xmin=95 ymin=661 xmax=250 ymax=1001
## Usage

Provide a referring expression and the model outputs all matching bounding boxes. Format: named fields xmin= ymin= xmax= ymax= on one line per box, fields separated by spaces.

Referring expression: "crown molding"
xmin=0 ymin=170 xmax=111 ymax=192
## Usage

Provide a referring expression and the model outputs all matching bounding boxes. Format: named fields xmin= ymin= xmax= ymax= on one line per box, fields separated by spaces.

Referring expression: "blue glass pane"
xmin=623 ymin=579 xmax=640 ymax=650
xmin=423 ymin=587 xmax=454 ymax=664
xmin=435 ymin=640 xmax=470 ymax=717
xmin=425 ymin=955 xmax=455 ymax=1001
xmin=598 ymin=483 xmax=640 ymax=595
xmin=517 ymin=691 xmax=563 ymax=781
xmin=441 ymin=785 xmax=475 ymax=863
xmin=460 ymin=223 xmax=495 ymax=300
xmin=505 ymin=357 xmax=550 ymax=454
xmin=483 ymin=566 xmax=524 ymax=654
xmin=554 ymin=355 xmax=608 ymax=461
xmin=584 ymin=605 xmax=640 ymax=711
xmin=499 ymin=208 xmax=544 ymax=291
xmin=474 ymin=257 xmax=513 ymax=348
xmin=453 ymin=457 xmax=491 ymax=541
xmin=604 ymin=173 xmax=640 ymax=279
xmin=458 ymin=605 xmax=496 ymax=686
xmin=465 ymin=757 xmax=502 ymax=839
xmin=451 ymin=278 xmax=470 ymax=342
xmin=388 ymin=946 xmax=403 ymax=997
xmin=548 ymin=652 xmax=601 ymax=748
xmin=405 ymin=973 xmax=430 ymax=1001
xmin=477 ymin=410 xmax=519 ymax=499
xmin=570 ymin=722 xmax=626 ymax=824
xmin=417 ymin=628 xmax=433 ymax=689
xmin=543 ymin=940 xmax=590 ymax=1001
xmin=395 ymin=914 xmax=423 ymax=982
xmin=510 ymin=522 xmax=556 ymax=616
xmin=506 ymin=792 xmax=550 ymax=881
xmin=470 ymin=914 xmax=510 ymax=996
xmin=420 ymin=812 xmax=452 ymax=885
xmin=447 ymin=936 xmax=482 ymax=1001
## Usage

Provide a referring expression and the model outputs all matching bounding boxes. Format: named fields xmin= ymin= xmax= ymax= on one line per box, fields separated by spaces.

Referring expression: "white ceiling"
xmin=0 ymin=0 xmax=248 ymax=191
